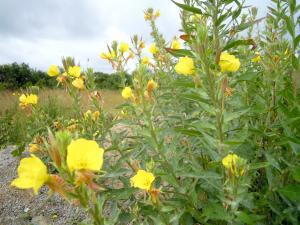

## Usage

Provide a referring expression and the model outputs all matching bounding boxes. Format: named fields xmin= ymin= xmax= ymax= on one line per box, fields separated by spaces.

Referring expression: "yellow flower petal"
xmin=141 ymin=56 xmax=150 ymax=65
xmin=149 ymin=43 xmax=158 ymax=55
xmin=122 ymin=87 xmax=133 ymax=99
xmin=11 ymin=155 xmax=48 ymax=195
xmin=72 ymin=78 xmax=84 ymax=90
xmin=175 ymin=56 xmax=195 ymax=76
xmin=68 ymin=66 xmax=81 ymax=78
xmin=47 ymin=65 xmax=60 ymax=77
xmin=219 ymin=52 xmax=240 ymax=73
xmin=251 ymin=52 xmax=261 ymax=63
xmin=119 ymin=42 xmax=130 ymax=53
xmin=19 ymin=94 xmax=38 ymax=106
xmin=171 ymin=39 xmax=181 ymax=50
xmin=130 ymin=170 xmax=155 ymax=191
xmin=67 ymin=139 xmax=104 ymax=172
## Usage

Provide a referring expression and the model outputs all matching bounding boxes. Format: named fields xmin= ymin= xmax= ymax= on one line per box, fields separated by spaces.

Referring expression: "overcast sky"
xmin=0 ymin=0 xmax=270 ymax=73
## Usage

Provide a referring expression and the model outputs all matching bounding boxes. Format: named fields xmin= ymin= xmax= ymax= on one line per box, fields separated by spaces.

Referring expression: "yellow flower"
xmin=144 ymin=12 xmax=152 ymax=20
xmin=251 ymin=52 xmax=261 ymax=63
xmin=47 ymin=65 xmax=60 ymax=77
xmin=84 ymin=110 xmax=92 ymax=119
xmin=19 ymin=94 xmax=38 ymax=107
xmin=149 ymin=43 xmax=158 ymax=54
xmin=11 ymin=155 xmax=49 ymax=194
xmin=72 ymin=78 xmax=84 ymax=90
xmin=154 ymin=10 xmax=160 ymax=18
xmin=121 ymin=109 xmax=127 ymax=116
xmin=29 ymin=143 xmax=40 ymax=153
xmin=100 ymin=51 xmax=116 ymax=60
xmin=191 ymin=14 xmax=203 ymax=22
xmin=141 ymin=56 xmax=150 ymax=65
xmin=222 ymin=153 xmax=246 ymax=176
xmin=175 ymin=56 xmax=195 ymax=76
xmin=122 ymin=87 xmax=133 ymax=99
xmin=284 ymin=48 xmax=289 ymax=56
xmin=27 ymin=94 xmax=38 ymax=105
xmin=68 ymin=66 xmax=81 ymax=78
xmin=119 ymin=42 xmax=130 ymax=53
xmin=171 ymin=39 xmax=181 ymax=50
xmin=130 ymin=170 xmax=155 ymax=191
xmin=219 ymin=52 xmax=240 ymax=73
xmin=147 ymin=79 xmax=158 ymax=93
xmin=100 ymin=53 xmax=109 ymax=60
xmin=92 ymin=111 xmax=100 ymax=121
xmin=19 ymin=94 xmax=27 ymax=106
xmin=67 ymin=139 xmax=104 ymax=172
xmin=222 ymin=154 xmax=238 ymax=169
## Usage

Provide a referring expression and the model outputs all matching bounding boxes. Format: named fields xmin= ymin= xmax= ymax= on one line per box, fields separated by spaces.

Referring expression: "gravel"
xmin=0 ymin=146 xmax=86 ymax=225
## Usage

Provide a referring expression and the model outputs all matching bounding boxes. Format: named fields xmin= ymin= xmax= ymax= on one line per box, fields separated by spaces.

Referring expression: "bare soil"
xmin=0 ymin=146 xmax=86 ymax=225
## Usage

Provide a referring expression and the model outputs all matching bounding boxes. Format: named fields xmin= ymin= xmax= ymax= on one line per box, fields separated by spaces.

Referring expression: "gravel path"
xmin=0 ymin=146 xmax=86 ymax=225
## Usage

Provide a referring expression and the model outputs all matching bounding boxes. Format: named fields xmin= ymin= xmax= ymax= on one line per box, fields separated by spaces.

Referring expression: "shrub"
xmin=94 ymin=72 xmax=132 ymax=89
xmin=0 ymin=63 xmax=56 ymax=89
xmin=8 ymin=0 xmax=300 ymax=224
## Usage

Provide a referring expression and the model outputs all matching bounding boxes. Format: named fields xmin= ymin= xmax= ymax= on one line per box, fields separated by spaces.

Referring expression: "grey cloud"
xmin=0 ymin=0 xmax=106 ymax=39
xmin=0 ymin=0 xmax=270 ymax=72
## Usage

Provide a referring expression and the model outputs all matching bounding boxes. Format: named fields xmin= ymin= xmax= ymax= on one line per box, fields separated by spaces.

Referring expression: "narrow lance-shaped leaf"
xmin=223 ymin=39 xmax=256 ymax=51
xmin=171 ymin=0 xmax=204 ymax=14
xmin=165 ymin=48 xmax=194 ymax=58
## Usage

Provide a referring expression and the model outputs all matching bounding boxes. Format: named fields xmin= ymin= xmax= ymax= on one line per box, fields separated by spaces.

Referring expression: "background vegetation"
xmin=1 ymin=0 xmax=300 ymax=224
xmin=0 ymin=62 xmax=131 ymax=90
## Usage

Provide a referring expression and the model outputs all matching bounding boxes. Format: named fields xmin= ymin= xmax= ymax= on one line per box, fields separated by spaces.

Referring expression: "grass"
xmin=0 ymin=89 xmax=124 ymax=116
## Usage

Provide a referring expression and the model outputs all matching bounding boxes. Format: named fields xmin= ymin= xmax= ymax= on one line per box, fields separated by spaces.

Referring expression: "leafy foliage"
xmin=4 ymin=0 xmax=300 ymax=224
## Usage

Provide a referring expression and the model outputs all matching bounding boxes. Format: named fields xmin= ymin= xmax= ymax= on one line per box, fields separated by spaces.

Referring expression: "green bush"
xmin=0 ymin=63 xmax=56 ymax=89
xmin=0 ymin=63 xmax=132 ymax=90
xmin=94 ymin=72 xmax=132 ymax=89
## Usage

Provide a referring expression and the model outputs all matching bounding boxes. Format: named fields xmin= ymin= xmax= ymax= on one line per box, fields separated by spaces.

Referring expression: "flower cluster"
xmin=19 ymin=94 xmax=38 ymax=108
xmin=144 ymin=8 xmax=160 ymax=21
xmin=12 ymin=138 xmax=104 ymax=194
xmin=47 ymin=64 xmax=85 ymax=90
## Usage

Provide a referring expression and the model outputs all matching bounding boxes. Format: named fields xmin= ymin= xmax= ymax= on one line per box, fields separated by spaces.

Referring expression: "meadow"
xmin=1 ymin=0 xmax=300 ymax=224
xmin=0 ymin=89 xmax=123 ymax=116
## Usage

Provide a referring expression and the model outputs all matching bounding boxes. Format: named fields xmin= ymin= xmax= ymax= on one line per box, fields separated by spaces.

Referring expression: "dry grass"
xmin=0 ymin=89 xmax=124 ymax=116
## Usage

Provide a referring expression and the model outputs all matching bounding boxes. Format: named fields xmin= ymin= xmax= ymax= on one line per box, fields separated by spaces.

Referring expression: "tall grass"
xmin=0 ymin=88 xmax=123 ymax=149
xmin=0 ymin=89 xmax=123 ymax=116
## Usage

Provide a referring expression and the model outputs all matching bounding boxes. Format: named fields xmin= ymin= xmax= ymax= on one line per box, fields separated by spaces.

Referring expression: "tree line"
xmin=0 ymin=62 xmax=131 ymax=90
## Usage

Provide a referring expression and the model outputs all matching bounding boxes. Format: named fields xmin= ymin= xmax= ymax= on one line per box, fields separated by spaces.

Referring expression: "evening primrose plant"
xmin=10 ymin=0 xmax=300 ymax=224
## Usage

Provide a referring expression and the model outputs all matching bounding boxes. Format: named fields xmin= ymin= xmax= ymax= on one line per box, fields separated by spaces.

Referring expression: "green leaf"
xmin=165 ymin=48 xmax=194 ymax=58
xmin=249 ymin=162 xmax=270 ymax=170
xmin=236 ymin=211 xmax=265 ymax=225
xmin=203 ymin=203 xmax=231 ymax=222
xmin=237 ymin=72 xmax=258 ymax=81
xmin=291 ymin=167 xmax=300 ymax=182
xmin=11 ymin=144 xmax=25 ymax=157
xmin=173 ymin=78 xmax=196 ymax=88
xmin=284 ymin=16 xmax=295 ymax=37
xmin=224 ymin=17 xmax=264 ymax=35
xmin=223 ymin=39 xmax=256 ymax=51
xmin=294 ymin=34 xmax=300 ymax=48
xmin=224 ymin=108 xmax=250 ymax=123
xmin=180 ymin=92 xmax=209 ymax=104
xmin=171 ymin=1 xmax=203 ymax=14
xmin=278 ymin=184 xmax=300 ymax=204
xmin=292 ymin=54 xmax=299 ymax=70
